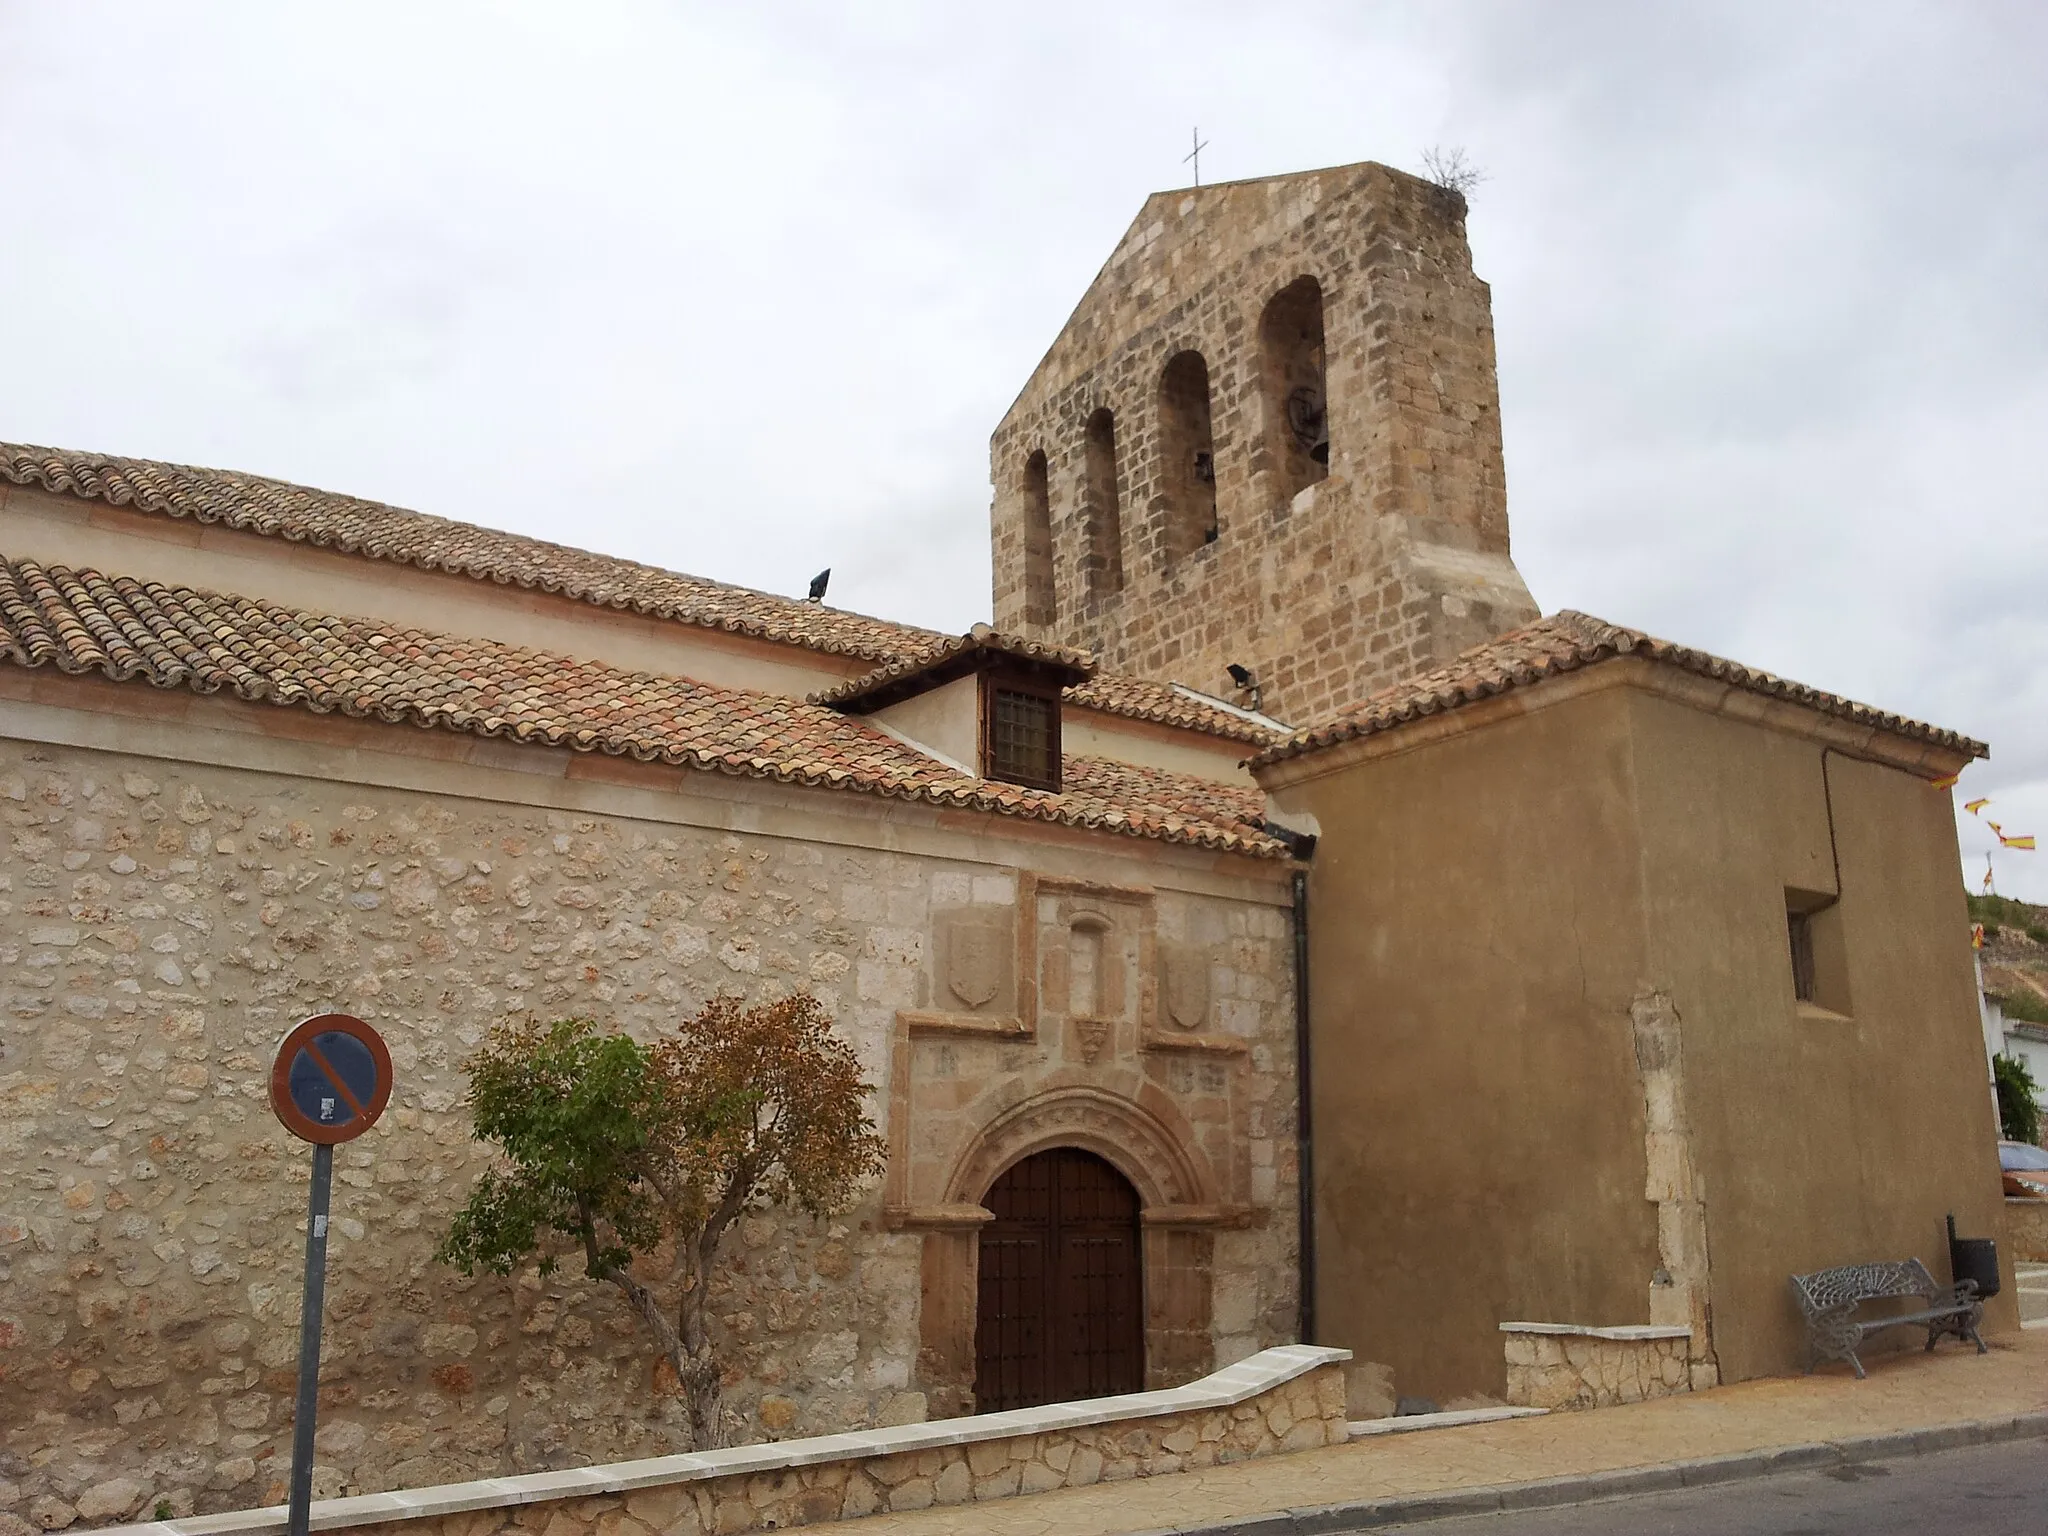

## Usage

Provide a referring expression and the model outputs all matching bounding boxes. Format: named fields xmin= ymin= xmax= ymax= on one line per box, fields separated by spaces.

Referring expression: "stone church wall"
xmin=0 ymin=733 xmax=1298 ymax=1525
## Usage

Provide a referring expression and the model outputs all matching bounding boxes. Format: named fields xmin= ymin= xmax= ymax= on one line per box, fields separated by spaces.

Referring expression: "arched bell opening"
xmin=1081 ymin=407 xmax=1124 ymax=601
xmin=1259 ymin=276 xmax=1329 ymax=501
xmin=1020 ymin=448 xmax=1055 ymax=626
xmin=1157 ymin=350 xmax=1219 ymax=560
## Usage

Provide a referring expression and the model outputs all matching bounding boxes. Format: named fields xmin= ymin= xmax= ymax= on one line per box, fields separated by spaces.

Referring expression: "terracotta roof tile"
xmin=1057 ymin=754 xmax=1274 ymax=845
xmin=0 ymin=442 xmax=935 ymax=663
xmin=2 ymin=441 xmax=1272 ymax=751
xmin=1255 ymin=610 xmax=1986 ymax=767
xmin=813 ymin=624 xmax=1095 ymax=709
xmin=1066 ymin=673 xmax=1289 ymax=747
xmin=0 ymin=556 xmax=1288 ymax=859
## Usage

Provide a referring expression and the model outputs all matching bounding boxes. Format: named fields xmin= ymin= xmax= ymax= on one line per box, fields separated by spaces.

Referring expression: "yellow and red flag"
xmin=1973 ymin=923 xmax=1987 ymax=949
xmin=1965 ymin=798 xmax=1992 ymax=816
xmin=1931 ymin=772 xmax=1962 ymax=789
xmin=1998 ymin=831 xmax=2038 ymax=851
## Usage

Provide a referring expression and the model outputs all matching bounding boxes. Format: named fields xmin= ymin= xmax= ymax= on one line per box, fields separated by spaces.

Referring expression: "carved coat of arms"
xmin=1164 ymin=947 xmax=1210 ymax=1030
xmin=946 ymin=924 xmax=1003 ymax=1010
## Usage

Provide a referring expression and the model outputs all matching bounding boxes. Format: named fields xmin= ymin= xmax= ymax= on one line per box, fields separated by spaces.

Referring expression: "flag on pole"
xmin=1973 ymin=923 xmax=1987 ymax=950
xmin=1998 ymin=831 xmax=2038 ymax=851
xmin=1964 ymin=798 xmax=1992 ymax=816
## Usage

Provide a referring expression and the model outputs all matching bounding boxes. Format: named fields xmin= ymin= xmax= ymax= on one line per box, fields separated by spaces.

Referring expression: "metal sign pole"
xmin=268 ymin=1011 xmax=391 ymax=1536
xmin=286 ymin=1140 xmax=334 ymax=1536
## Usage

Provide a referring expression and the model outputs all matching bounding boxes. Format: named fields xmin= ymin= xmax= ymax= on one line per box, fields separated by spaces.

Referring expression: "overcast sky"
xmin=2 ymin=2 xmax=2044 ymax=898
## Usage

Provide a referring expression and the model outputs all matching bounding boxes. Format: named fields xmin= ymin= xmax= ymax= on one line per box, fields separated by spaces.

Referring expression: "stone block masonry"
xmin=0 ymin=733 xmax=1298 ymax=1526
xmin=991 ymin=161 xmax=1539 ymax=726
xmin=1500 ymin=1324 xmax=1694 ymax=1411
xmin=95 ymin=1348 xmax=1350 ymax=1536
xmin=2006 ymin=1198 xmax=2048 ymax=1263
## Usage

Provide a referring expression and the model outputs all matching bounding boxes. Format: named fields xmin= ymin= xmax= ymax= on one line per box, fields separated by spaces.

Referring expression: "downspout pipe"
xmin=1292 ymin=865 xmax=1316 ymax=1344
xmin=1265 ymin=817 xmax=1319 ymax=1345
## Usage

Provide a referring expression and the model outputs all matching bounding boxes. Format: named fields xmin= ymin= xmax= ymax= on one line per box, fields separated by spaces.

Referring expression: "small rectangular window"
xmin=1787 ymin=909 xmax=1817 ymax=1003
xmin=1785 ymin=887 xmax=1851 ymax=1017
xmin=987 ymin=686 xmax=1059 ymax=791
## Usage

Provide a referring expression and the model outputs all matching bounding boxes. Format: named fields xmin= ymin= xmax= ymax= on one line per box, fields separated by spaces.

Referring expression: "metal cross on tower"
xmin=1184 ymin=127 xmax=1209 ymax=187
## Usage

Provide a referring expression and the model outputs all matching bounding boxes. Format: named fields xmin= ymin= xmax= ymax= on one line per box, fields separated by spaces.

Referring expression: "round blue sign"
xmin=270 ymin=1013 xmax=392 ymax=1144
xmin=286 ymin=1030 xmax=379 ymax=1129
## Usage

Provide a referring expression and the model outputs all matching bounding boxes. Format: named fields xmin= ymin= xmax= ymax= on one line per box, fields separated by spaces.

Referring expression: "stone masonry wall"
xmin=1501 ymin=1327 xmax=1693 ymax=1412
xmin=273 ymin=1359 xmax=1347 ymax=1536
xmin=0 ymin=736 xmax=1298 ymax=1528
xmin=2006 ymin=1198 xmax=2048 ymax=1263
xmin=991 ymin=161 xmax=1539 ymax=727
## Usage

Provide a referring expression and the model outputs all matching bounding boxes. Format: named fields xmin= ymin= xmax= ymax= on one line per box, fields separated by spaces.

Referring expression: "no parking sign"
xmin=270 ymin=1013 xmax=392 ymax=1536
xmin=269 ymin=1013 xmax=392 ymax=1143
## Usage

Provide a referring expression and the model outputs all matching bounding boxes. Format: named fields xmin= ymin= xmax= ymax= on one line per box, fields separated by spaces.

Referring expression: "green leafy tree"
xmin=1995 ymin=1052 xmax=2042 ymax=1145
xmin=438 ymin=995 xmax=887 ymax=1449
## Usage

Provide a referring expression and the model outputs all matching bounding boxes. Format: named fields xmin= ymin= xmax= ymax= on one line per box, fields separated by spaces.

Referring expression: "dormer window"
xmin=811 ymin=625 xmax=1090 ymax=794
xmin=984 ymin=674 xmax=1061 ymax=791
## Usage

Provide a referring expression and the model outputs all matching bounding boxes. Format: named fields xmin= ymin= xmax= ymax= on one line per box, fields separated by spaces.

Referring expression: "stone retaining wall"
xmin=1500 ymin=1323 xmax=1693 ymax=1411
xmin=2005 ymin=1198 xmax=2048 ymax=1263
xmin=107 ymin=1347 xmax=1348 ymax=1536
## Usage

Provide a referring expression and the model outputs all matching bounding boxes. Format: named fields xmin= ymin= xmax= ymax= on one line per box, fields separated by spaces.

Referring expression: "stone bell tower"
xmin=990 ymin=160 xmax=1539 ymax=725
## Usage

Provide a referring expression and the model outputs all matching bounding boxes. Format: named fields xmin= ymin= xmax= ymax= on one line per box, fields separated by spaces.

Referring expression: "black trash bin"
xmin=1946 ymin=1214 xmax=2001 ymax=1300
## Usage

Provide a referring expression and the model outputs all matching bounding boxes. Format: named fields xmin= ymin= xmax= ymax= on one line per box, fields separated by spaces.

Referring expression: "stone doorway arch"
xmin=908 ymin=1085 xmax=1231 ymax=1415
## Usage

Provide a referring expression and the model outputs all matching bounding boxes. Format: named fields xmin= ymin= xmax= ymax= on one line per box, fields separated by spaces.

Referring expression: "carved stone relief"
xmin=1162 ymin=942 xmax=1211 ymax=1030
xmin=941 ymin=914 xmax=1010 ymax=1012
xmin=887 ymin=872 xmax=1283 ymax=1414
xmin=1036 ymin=880 xmax=1149 ymax=1070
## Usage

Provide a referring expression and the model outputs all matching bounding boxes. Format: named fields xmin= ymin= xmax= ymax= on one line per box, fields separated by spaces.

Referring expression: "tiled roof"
xmin=0 ymin=442 xmax=935 ymax=663
xmin=0 ymin=557 xmax=1288 ymax=859
xmin=2 ymin=441 xmax=1271 ymax=751
xmin=813 ymin=624 xmax=1095 ymax=710
xmin=1057 ymin=754 xmax=1273 ymax=846
xmin=1066 ymin=673 xmax=1288 ymax=748
xmin=1255 ymin=610 xmax=1987 ymax=767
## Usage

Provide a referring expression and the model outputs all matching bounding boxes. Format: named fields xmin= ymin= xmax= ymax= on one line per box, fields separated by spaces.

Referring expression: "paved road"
xmin=1390 ymin=1439 xmax=2048 ymax=1534
xmin=2018 ymin=1261 xmax=2047 ymax=1324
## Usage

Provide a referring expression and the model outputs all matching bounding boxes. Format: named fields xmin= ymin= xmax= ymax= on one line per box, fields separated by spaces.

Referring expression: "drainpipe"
xmin=1291 ymin=865 xmax=1316 ymax=1344
xmin=1263 ymin=818 xmax=1319 ymax=1345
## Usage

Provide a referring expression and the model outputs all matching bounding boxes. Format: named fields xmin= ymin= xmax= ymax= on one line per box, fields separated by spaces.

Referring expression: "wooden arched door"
xmin=974 ymin=1147 xmax=1144 ymax=1412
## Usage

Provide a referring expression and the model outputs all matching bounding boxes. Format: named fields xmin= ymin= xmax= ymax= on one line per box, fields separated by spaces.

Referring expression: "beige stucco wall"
xmin=870 ymin=675 xmax=980 ymax=772
xmin=0 ymin=679 xmax=1299 ymax=1522
xmin=1271 ymin=680 xmax=1661 ymax=1404
xmin=1627 ymin=691 xmax=2016 ymax=1382
xmin=1265 ymin=665 xmax=2013 ymax=1405
xmin=1061 ymin=708 xmax=1258 ymax=788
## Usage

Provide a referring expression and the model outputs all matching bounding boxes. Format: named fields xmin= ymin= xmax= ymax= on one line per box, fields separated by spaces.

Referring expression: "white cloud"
xmin=2 ymin=0 xmax=2043 ymax=893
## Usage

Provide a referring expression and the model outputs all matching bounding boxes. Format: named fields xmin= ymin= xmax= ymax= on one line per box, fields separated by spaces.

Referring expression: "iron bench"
xmin=1788 ymin=1258 xmax=1985 ymax=1378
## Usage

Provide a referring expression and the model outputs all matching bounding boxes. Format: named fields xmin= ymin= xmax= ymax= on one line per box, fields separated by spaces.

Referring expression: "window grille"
xmin=988 ymin=687 xmax=1059 ymax=791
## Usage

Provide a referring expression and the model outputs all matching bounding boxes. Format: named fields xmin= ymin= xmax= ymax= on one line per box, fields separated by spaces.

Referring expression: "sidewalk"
xmin=808 ymin=1329 xmax=2048 ymax=1536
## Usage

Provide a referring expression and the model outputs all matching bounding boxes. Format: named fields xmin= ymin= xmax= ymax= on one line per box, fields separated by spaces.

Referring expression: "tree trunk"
xmin=601 ymin=1269 xmax=719 ymax=1446
xmin=676 ymin=1251 xmax=723 ymax=1449
xmin=677 ymin=1343 xmax=723 ymax=1451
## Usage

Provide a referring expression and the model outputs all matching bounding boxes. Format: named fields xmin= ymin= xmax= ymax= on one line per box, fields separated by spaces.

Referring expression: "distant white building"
xmin=1980 ymin=958 xmax=2048 ymax=1120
